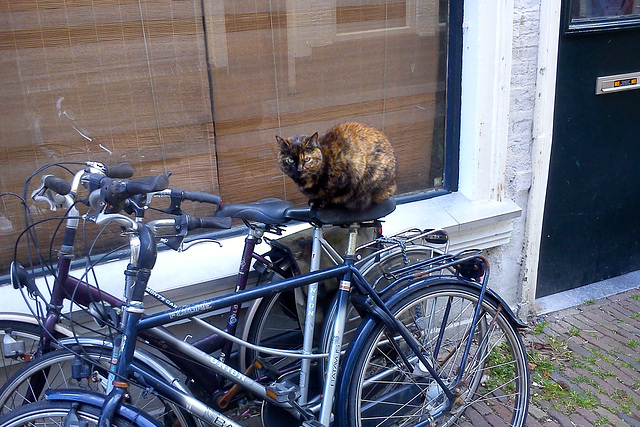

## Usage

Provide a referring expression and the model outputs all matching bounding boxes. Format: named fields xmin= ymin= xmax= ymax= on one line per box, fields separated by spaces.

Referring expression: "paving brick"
xmin=528 ymin=404 xmax=549 ymax=421
xmin=576 ymin=406 xmax=603 ymax=424
xmin=569 ymin=412 xmax=594 ymax=427
xmin=545 ymin=406 xmax=574 ymax=426
xmin=619 ymin=413 xmax=640 ymax=426
xmin=462 ymin=405 xmax=488 ymax=425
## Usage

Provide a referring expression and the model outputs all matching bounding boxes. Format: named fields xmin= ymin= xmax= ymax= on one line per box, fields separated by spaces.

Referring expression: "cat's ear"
xmin=275 ymin=135 xmax=289 ymax=148
xmin=307 ymin=132 xmax=319 ymax=148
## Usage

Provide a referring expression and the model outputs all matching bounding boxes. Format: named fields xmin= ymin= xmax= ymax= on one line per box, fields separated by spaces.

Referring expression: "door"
xmin=537 ymin=0 xmax=640 ymax=298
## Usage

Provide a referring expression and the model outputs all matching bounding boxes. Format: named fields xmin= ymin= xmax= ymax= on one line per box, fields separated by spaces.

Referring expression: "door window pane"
xmin=567 ymin=0 xmax=640 ymax=32
xmin=571 ymin=0 xmax=639 ymax=19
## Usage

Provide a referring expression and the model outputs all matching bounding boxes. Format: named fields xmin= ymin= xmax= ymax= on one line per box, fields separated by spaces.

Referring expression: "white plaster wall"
xmin=484 ymin=0 xmax=543 ymax=320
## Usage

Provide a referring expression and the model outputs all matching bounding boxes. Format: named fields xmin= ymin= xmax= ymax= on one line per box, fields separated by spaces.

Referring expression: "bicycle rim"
xmin=346 ymin=284 xmax=530 ymax=426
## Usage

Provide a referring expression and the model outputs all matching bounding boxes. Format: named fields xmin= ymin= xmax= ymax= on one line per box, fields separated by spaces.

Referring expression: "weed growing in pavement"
xmin=533 ymin=321 xmax=548 ymax=335
xmin=526 ymin=321 xmax=637 ymax=419
xmin=611 ymin=390 xmax=634 ymax=414
xmin=627 ymin=339 xmax=638 ymax=349
xmin=593 ymin=415 xmax=609 ymax=426
xmin=630 ymin=294 xmax=639 ymax=300
xmin=619 ymin=360 xmax=633 ymax=369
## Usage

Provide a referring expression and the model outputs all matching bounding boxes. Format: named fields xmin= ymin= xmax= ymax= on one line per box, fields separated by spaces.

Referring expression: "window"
xmin=0 ymin=0 xmax=458 ymax=272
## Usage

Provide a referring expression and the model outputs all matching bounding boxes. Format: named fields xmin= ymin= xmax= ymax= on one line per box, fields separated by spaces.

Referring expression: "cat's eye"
xmin=285 ymin=158 xmax=295 ymax=164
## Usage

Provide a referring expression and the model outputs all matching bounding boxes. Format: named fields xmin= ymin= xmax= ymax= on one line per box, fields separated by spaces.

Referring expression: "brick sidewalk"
xmin=524 ymin=288 xmax=640 ymax=426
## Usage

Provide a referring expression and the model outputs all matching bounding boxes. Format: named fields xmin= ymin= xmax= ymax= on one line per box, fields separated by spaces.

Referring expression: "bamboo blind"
xmin=0 ymin=0 xmax=447 ymax=273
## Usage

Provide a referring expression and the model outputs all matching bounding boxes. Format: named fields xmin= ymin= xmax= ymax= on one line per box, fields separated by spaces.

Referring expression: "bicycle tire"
xmin=0 ymin=320 xmax=63 ymax=383
xmin=340 ymin=281 xmax=530 ymax=427
xmin=0 ymin=346 xmax=196 ymax=427
xmin=0 ymin=399 xmax=143 ymax=427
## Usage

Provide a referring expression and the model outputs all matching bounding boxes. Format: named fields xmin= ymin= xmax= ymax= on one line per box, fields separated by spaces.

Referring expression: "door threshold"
xmin=535 ymin=270 xmax=640 ymax=315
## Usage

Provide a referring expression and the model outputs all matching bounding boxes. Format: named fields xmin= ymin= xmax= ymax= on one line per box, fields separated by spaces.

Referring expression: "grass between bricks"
xmin=525 ymin=294 xmax=640 ymax=420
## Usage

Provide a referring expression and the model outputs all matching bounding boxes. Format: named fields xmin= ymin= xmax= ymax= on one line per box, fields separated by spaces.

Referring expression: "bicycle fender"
xmin=0 ymin=312 xmax=74 ymax=337
xmin=44 ymin=389 xmax=162 ymax=427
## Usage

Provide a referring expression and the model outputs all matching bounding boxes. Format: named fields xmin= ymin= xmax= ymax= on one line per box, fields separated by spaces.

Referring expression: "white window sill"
xmin=384 ymin=192 xmax=522 ymax=252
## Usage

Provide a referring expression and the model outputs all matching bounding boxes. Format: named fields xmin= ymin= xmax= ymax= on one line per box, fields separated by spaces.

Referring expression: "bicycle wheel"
xmin=0 ymin=399 xmax=143 ymax=427
xmin=341 ymin=282 xmax=530 ymax=427
xmin=0 ymin=320 xmax=63 ymax=383
xmin=0 ymin=346 xmax=195 ymax=427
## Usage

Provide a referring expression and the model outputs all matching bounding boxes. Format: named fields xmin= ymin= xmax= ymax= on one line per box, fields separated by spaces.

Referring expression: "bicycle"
xmin=1 ymin=163 xmax=233 ymax=425
xmin=0 ymin=171 xmax=530 ymax=426
xmin=0 ymin=163 xmax=445 ymax=424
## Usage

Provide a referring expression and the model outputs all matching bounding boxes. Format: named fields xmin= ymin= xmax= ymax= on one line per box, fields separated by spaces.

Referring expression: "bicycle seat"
xmin=215 ymin=198 xmax=294 ymax=225
xmin=284 ymin=197 xmax=396 ymax=226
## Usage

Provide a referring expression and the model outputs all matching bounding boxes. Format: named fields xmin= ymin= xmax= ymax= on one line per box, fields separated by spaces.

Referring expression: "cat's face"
xmin=276 ymin=133 xmax=323 ymax=182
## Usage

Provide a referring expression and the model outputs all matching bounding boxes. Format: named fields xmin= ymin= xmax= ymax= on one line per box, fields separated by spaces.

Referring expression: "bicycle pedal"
xmin=300 ymin=421 xmax=324 ymax=427
xmin=253 ymin=357 xmax=281 ymax=381
xmin=265 ymin=380 xmax=300 ymax=404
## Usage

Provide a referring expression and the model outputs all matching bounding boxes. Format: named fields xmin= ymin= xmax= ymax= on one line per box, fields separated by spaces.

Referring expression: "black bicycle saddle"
xmin=214 ymin=198 xmax=294 ymax=225
xmin=284 ymin=197 xmax=396 ymax=226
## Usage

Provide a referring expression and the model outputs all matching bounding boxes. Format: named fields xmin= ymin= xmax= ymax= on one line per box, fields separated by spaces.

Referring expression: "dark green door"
xmin=537 ymin=0 xmax=640 ymax=298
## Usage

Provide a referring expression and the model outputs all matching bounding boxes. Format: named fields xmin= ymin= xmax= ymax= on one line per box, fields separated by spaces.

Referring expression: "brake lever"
xmin=31 ymin=185 xmax=66 ymax=211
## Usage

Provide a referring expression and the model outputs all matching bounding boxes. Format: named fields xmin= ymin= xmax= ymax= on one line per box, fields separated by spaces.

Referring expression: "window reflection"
xmin=571 ymin=0 xmax=640 ymax=20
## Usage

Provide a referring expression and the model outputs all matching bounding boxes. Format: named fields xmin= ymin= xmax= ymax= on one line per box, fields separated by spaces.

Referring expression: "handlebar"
xmin=86 ymin=174 xmax=170 ymax=213
xmin=30 ymin=162 xmax=229 ymax=238
xmin=184 ymin=214 xmax=231 ymax=231
xmin=149 ymin=214 xmax=231 ymax=234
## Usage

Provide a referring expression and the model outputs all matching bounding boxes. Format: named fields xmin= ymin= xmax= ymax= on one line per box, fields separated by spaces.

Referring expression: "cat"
xmin=276 ymin=122 xmax=396 ymax=211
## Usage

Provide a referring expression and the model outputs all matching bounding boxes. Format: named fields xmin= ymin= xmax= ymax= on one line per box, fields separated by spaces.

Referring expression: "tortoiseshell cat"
xmin=276 ymin=122 xmax=396 ymax=211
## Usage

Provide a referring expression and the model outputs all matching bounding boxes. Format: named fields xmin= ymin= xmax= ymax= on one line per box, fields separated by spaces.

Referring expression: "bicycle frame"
xmin=92 ymin=222 xmax=469 ymax=427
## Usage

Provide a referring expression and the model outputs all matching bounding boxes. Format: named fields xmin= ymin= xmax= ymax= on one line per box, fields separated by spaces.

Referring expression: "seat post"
xmin=346 ymin=223 xmax=360 ymax=259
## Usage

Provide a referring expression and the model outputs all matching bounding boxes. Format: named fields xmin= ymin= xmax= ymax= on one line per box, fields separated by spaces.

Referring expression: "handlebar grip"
xmin=43 ymin=175 xmax=71 ymax=195
xmin=105 ymin=163 xmax=134 ymax=178
xmin=125 ymin=174 xmax=170 ymax=196
xmin=186 ymin=215 xmax=232 ymax=230
xmin=173 ymin=189 xmax=222 ymax=206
